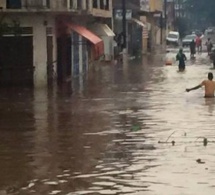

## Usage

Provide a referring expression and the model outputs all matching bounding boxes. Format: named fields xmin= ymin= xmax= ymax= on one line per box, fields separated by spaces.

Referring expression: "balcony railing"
xmin=93 ymin=0 xmax=110 ymax=10
xmin=22 ymin=0 xmax=50 ymax=9
xmin=0 ymin=0 xmax=112 ymax=13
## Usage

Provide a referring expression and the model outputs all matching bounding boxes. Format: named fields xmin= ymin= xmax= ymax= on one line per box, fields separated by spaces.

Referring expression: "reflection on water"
xmin=0 ymin=54 xmax=215 ymax=195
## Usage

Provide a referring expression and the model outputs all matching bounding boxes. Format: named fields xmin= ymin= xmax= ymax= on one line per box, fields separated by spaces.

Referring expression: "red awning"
xmin=67 ymin=24 xmax=104 ymax=60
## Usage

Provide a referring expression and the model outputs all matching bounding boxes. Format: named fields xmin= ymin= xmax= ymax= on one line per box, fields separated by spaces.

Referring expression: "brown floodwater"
xmin=0 ymin=52 xmax=215 ymax=195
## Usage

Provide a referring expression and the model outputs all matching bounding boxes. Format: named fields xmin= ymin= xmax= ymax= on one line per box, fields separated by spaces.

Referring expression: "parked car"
xmin=182 ymin=34 xmax=197 ymax=47
xmin=166 ymin=31 xmax=180 ymax=46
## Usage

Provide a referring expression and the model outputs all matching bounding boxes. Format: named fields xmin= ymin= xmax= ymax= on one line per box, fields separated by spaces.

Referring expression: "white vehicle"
xmin=204 ymin=28 xmax=215 ymax=44
xmin=166 ymin=31 xmax=180 ymax=46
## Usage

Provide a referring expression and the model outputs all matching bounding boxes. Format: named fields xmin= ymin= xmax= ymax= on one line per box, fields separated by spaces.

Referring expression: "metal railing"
xmin=0 ymin=0 xmax=111 ymax=12
xmin=23 ymin=0 xmax=50 ymax=9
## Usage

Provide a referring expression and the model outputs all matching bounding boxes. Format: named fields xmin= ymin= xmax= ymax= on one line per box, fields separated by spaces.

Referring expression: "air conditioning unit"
xmin=0 ymin=0 xmax=6 ymax=9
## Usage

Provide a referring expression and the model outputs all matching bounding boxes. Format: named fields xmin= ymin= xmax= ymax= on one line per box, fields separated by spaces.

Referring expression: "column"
xmin=97 ymin=0 xmax=100 ymax=9
xmin=82 ymin=0 xmax=86 ymax=10
xmin=72 ymin=0 xmax=77 ymax=9
xmin=71 ymin=32 xmax=74 ymax=76
xmin=33 ymin=18 xmax=47 ymax=88
xmin=67 ymin=0 xmax=70 ymax=9
xmin=88 ymin=0 xmax=93 ymax=11
xmin=79 ymin=35 xmax=83 ymax=74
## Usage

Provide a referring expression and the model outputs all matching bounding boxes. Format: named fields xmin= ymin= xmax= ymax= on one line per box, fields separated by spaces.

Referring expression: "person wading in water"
xmin=190 ymin=39 xmax=196 ymax=58
xmin=176 ymin=48 xmax=187 ymax=72
xmin=186 ymin=72 xmax=215 ymax=98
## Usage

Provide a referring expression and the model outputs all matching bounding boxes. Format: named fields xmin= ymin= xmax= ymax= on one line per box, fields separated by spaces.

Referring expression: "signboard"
xmin=140 ymin=0 xmax=150 ymax=12
xmin=114 ymin=9 xmax=132 ymax=20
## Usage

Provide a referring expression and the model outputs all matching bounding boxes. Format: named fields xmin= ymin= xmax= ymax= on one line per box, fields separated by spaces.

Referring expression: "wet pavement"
xmin=0 ymin=51 xmax=215 ymax=195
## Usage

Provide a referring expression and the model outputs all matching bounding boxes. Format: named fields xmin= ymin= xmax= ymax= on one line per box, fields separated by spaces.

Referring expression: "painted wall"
xmin=3 ymin=14 xmax=56 ymax=88
xmin=149 ymin=0 xmax=163 ymax=12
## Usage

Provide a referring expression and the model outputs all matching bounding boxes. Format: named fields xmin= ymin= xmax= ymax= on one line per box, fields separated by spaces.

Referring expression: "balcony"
xmin=91 ymin=0 xmax=112 ymax=18
xmin=23 ymin=0 xmax=50 ymax=9
xmin=0 ymin=0 xmax=50 ymax=10
xmin=0 ymin=0 xmax=112 ymax=16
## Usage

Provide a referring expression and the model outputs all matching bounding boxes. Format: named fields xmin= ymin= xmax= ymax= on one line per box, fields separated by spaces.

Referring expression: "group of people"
xmin=190 ymin=37 xmax=213 ymax=58
xmin=175 ymin=36 xmax=215 ymax=98
xmin=176 ymin=36 xmax=215 ymax=72
xmin=190 ymin=36 xmax=203 ymax=57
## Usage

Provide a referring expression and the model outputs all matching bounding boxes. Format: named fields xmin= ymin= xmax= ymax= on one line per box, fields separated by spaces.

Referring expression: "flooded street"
xmin=1 ymin=51 xmax=215 ymax=195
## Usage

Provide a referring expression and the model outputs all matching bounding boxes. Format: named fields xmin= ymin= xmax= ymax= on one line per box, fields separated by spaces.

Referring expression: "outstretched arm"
xmin=186 ymin=85 xmax=202 ymax=92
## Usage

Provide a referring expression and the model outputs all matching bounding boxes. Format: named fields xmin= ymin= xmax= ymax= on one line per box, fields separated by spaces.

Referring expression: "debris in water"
xmin=49 ymin=190 xmax=61 ymax=195
xmin=131 ymin=125 xmax=141 ymax=132
xmin=203 ymin=138 xmax=208 ymax=146
xmin=28 ymin=183 xmax=35 ymax=188
xmin=196 ymin=159 xmax=205 ymax=164
xmin=44 ymin=181 xmax=59 ymax=185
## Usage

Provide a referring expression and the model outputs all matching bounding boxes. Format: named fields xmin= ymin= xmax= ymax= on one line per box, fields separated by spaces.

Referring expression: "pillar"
xmin=33 ymin=19 xmax=47 ymax=88
xmin=79 ymin=35 xmax=83 ymax=74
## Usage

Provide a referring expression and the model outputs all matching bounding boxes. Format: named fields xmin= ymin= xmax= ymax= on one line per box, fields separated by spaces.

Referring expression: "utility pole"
xmin=122 ymin=0 xmax=126 ymax=50
xmin=162 ymin=0 xmax=167 ymax=46
xmin=160 ymin=12 xmax=163 ymax=44
xmin=164 ymin=0 xmax=167 ymax=30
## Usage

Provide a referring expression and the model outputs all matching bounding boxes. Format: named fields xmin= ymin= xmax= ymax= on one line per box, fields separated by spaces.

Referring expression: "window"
xmin=184 ymin=35 xmax=196 ymax=40
xmin=6 ymin=0 xmax=22 ymax=9
xmin=93 ymin=0 xmax=98 ymax=8
xmin=46 ymin=0 xmax=50 ymax=8
xmin=70 ymin=0 xmax=77 ymax=9
xmin=100 ymin=0 xmax=104 ymax=9
xmin=77 ymin=0 xmax=82 ymax=9
xmin=105 ymin=0 xmax=109 ymax=10
xmin=86 ymin=0 xmax=90 ymax=9
xmin=168 ymin=34 xmax=178 ymax=39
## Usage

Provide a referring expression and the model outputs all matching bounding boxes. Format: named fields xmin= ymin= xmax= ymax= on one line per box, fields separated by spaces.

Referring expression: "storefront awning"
xmin=67 ymin=24 xmax=104 ymax=59
xmin=89 ymin=24 xmax=115 ymax=37
xmin=131 ymin=18 xmax=146 ymax=27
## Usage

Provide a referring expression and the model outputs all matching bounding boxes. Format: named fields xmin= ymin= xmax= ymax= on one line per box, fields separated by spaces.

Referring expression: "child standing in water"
xmin=176 ymin=48 xmax=187 ymax=71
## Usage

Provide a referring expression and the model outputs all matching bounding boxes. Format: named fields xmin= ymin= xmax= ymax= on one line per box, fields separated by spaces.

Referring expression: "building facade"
xmin=0 ymin=0 xmax=113 ymax=87
xmin=139 ymin=0 xmax=165 ymax=52
xmin=113 ymin=0 xmax=148 ymax=56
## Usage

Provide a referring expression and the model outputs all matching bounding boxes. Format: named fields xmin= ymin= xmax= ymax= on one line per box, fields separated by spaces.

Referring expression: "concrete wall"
xmin=149 ymin=0 xmax=163 ymax=12
xmin=3 ymin=14 xmax=56 ymax=88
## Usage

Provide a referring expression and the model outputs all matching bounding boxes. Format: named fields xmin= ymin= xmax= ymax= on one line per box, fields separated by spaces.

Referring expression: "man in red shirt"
xmin=196 ymin=36 xmax=202 ymax=53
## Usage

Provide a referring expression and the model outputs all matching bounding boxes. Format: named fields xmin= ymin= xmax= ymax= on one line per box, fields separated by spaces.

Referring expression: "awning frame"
xmin=131 ymin=18 xmax=146 ymax=28
xmin=68 ymin=23 xmax=104 ymax=60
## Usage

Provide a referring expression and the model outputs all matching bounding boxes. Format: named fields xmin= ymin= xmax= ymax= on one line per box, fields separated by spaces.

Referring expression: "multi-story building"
xmin=166 ymin=0 xmax=175 ymax=32
xmin=139 ymin=0 xmax=165 ymax=52
xmin=174 ymin=0 xmax=187 ymax=18
xmin=0 ymin=0 xmax=114 ymax=87
xmin=113 ymin=0 xmax=148 ymax=56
